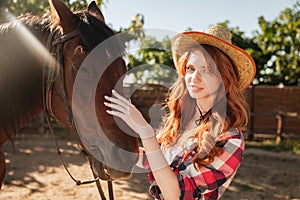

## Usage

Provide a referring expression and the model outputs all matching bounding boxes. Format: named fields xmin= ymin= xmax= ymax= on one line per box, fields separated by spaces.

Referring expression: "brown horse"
xmin=0 ymin=0 xmax=139 ymax=189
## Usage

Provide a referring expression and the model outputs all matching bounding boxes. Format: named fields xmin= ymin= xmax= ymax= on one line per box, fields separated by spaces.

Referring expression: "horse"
xmin=0 ymin=0 xmax=139 ymax=194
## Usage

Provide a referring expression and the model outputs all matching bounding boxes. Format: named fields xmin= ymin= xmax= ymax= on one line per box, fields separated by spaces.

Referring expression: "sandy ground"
xmin=0 ymin=134 xmax=300 ymax=200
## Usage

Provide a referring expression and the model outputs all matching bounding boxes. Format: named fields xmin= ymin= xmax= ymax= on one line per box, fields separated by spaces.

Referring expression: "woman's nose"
xmin=191 ymin=71 xmax=201 ymax=82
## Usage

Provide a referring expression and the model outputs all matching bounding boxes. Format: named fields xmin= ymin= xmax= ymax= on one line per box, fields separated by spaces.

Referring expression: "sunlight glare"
xmin=5 ymin=11 xmax=58 ymax=71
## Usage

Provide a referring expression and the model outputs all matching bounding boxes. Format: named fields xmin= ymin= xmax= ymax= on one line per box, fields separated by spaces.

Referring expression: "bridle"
xmin=43 ymin=27 xmax=114 ymax=200
xmin=42 ymin=28 xmax=114 ymax=200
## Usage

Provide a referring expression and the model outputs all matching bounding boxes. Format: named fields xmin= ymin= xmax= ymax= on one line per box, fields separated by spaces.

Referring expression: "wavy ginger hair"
xmin=157 ymin=44 xmax=249 ymax=167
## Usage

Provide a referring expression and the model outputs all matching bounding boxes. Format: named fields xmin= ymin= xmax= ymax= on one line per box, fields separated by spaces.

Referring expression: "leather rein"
xmin=42 ymin=28 xmax=114 ymax=200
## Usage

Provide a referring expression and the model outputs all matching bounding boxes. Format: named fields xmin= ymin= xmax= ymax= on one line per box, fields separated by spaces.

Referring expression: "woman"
xmin=104 ymin=25 xmax=256 ymax=200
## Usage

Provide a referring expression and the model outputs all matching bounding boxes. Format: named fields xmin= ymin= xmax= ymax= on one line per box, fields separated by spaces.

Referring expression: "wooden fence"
xmin=245 ymin=85 xmax=300 ymax=141
xmin=21 ymin=84 xmax=300 ymax=141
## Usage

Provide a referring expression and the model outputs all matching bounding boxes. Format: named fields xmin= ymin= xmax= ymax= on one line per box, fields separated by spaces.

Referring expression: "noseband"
xmin=42 ymin=28 xmax=114 ymax=200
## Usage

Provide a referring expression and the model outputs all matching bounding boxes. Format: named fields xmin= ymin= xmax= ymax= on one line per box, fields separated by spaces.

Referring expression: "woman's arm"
xmin=104 ymin=90 xmax=181 ymax=200
xmin=142 ymin=136 xmax=181 ymax=200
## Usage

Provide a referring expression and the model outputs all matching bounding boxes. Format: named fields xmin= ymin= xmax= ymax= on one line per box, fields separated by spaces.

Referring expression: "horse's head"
xmin=48 ymin=0 xmax=139 ymax=180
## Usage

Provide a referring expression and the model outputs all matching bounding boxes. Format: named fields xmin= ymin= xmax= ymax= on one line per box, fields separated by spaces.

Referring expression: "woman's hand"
xmin=104 ymin=90 xmax=155 ymax=139
xmin=105 ymin=91 xmax=181 ymax=199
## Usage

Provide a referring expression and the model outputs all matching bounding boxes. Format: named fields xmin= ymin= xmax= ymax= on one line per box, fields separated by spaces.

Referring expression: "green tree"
xmin=254 ymin=2 xmax=300 ymax=85
xmin=117 ymin=13 xmax=146 ymax=45
xmin=0 ymin=0 xmax=105 ymax=23
xmin=126 ymin=35 xmax=176 ymax=84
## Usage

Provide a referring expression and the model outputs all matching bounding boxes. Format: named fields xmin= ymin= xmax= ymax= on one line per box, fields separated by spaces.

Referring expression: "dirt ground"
xmin=0 ymin=134 xmax=299 ymax=200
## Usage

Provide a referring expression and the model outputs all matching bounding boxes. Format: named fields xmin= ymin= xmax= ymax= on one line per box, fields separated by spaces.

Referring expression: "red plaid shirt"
xmin=143 ymin=128 xmax=244 ymax=200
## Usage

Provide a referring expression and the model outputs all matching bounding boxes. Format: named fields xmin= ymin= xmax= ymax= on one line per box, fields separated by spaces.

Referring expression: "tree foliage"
xmin=254 ymin=2 xmax=300 ymax=85
xmin=126 ymin=35 xmax=176 ymax=84
xmin=117 ymin=13 xmax=146 ymax=45
xmin=0 ymin=0 xmax=105 ymax=23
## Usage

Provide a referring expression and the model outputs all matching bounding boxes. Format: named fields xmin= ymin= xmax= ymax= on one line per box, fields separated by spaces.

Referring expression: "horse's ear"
xmin=87 ymin=1 xmax=105 ymax=23
xmin=49 ymin=0 xmax=77 ymax=33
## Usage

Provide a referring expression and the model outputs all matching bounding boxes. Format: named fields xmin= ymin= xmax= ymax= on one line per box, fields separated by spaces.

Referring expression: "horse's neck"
xmin=0 ymin=17 xmax=50 ymax=144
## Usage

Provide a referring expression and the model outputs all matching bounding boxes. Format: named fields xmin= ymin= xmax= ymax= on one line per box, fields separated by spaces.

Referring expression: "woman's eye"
xmin=186 ymin=66 xmax=194 ymax=72
xmin=200 ymin=67 xmax=211 ymax=73
xmin=201 ymin=69 xmax=210 ymax=73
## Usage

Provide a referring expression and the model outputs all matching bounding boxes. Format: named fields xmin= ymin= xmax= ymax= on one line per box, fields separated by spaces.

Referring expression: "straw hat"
xmin=172 ymin=25 xmax=256 ymax=91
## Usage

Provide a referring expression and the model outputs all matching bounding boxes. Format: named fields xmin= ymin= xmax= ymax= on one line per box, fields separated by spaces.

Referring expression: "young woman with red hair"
xmin=104 ymin=25 xmax=256 ymax=200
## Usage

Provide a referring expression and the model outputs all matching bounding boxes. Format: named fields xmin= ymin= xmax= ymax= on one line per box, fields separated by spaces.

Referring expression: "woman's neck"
xmin=195 ymin=85 xmax=226 ymax=116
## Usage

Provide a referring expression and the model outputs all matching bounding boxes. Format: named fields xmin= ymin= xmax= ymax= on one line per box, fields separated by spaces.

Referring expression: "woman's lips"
xmin=190 ymin=85 xmax=203 ymax=92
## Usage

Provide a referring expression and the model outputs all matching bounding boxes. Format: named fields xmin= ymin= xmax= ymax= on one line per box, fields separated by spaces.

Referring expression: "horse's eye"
xmin=72 ymin=46 xmax=87 ymax=69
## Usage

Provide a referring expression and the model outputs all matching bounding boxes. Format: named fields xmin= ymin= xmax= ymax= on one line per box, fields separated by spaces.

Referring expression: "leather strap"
xmin=42 ymin=28 xmax=114 ymax=200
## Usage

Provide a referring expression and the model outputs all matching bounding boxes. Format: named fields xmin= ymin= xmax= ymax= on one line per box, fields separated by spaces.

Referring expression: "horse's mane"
xmin=0 ymin=10 xmax=125 ymax=138
xmin=0 ymin=13 xmax=51 ymax=137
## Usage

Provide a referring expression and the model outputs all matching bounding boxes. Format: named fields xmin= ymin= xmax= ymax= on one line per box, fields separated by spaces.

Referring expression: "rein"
xmin=42 ymin=28 xmax=114 ymax=200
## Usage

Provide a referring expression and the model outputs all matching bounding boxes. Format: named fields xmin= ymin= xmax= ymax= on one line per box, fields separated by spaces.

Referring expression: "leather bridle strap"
xmin=88 ymin=157 xmax=115 ymax=200
xmin=42 ymin=28 xmax=114 ymax=200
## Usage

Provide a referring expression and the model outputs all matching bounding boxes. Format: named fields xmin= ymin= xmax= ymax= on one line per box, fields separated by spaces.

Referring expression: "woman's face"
xmin=184 ymin=49 xmax=222 ymax=106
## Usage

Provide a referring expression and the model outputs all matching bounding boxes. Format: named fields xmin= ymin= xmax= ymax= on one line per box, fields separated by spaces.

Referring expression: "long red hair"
xmin=157 ymin=44 xmax=249 ymax=167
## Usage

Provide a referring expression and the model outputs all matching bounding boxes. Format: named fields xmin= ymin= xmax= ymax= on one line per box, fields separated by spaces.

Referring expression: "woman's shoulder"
xmin=220 ymin=128 xmax=243 ymax=141
xmin=216 ymin=128 xmax=244 ymax=148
